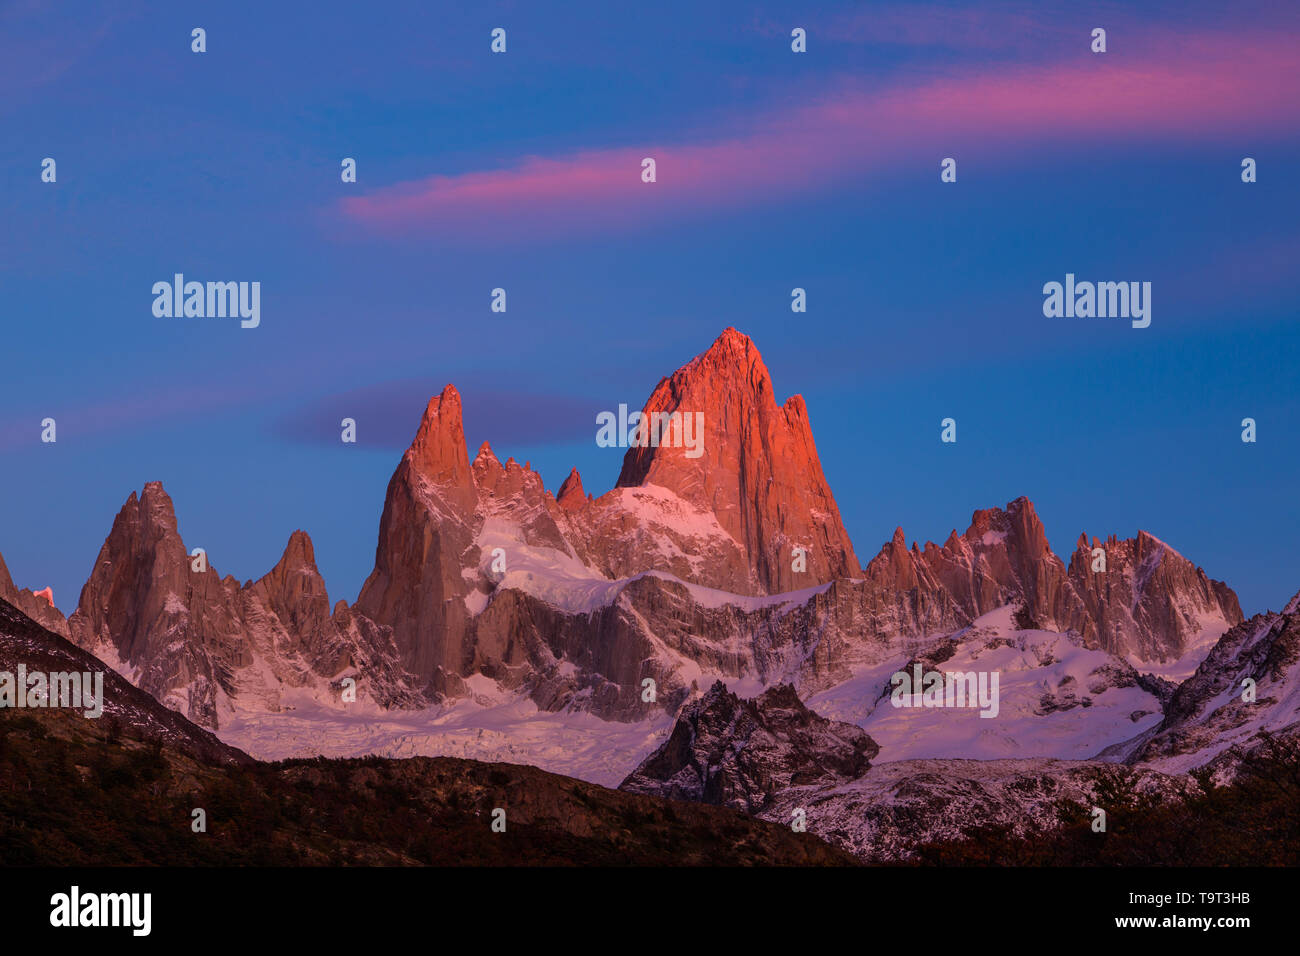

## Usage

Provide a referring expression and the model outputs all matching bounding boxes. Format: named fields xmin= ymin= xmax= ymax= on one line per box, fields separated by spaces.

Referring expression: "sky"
xmin=1 ymin=0 xmax=1297 ymax=617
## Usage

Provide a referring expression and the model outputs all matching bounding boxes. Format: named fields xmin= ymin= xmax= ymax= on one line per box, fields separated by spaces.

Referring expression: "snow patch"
xmin=217 ymin=686 xmax=673 ymax=788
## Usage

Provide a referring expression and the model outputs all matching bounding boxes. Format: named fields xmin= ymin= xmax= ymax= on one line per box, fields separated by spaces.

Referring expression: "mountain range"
xmin=2 ymin=327 xmax=1292 ymax=863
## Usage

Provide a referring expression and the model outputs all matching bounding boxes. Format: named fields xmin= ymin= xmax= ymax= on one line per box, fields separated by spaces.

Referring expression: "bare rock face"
xmin=1065 ymin=531 xmax=1242 ymax=665
xmin=611 ymin=327 xmax=860 ymax=595
xmin=236 ymin=530 xmax=418 ymax=712
xmin=560 ymin=484 xmax=754 ymax=593
xmin=243 ymin=530 xmax=337 ymax=665
xmin=0 ymin=548 xmax=69 ymax=638
xmin=407 ymin=386 xmax=477 ymax=513
xmin=868 ymin=498 xmax=1086 ymax=636
xmin=68 ymin=482 xmax=228 ymax=726
xmin=355 ymin=385 xmax=479 ymax=697
xmin=556 ymin=468 xmax=587 ymax=511
xmin=937 ymin=499 xmax=1083 ymax=630
xmin=620 ymin=680 xmax=879 ymax=813
xmin=862 ymin=499 xmax=1241 ymax=673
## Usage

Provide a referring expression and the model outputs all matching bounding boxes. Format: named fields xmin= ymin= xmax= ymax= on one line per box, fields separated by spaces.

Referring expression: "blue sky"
xmin=1 ymin=0 xmax=1297 ymax=616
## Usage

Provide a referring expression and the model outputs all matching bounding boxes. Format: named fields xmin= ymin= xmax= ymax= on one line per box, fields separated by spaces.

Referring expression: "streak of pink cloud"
xmin=339 ymin=31 xmax=1299 ymax=237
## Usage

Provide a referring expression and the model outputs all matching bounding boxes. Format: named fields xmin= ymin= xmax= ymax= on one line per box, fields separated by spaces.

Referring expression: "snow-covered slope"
xmin=807 ymin=605 xmax=1166 ymax=762
xmin=218 ymin=681 xmax=672 ymax=788
xmin=1108 ymin=594 xmax=1300 ymax=778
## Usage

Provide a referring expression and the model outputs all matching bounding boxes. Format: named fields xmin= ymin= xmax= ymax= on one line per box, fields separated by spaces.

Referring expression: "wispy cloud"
xmin=338 ymin=29 xmax=1299 ymax=239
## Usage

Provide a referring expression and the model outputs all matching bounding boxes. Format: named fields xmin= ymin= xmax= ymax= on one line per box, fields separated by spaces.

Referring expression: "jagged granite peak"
xmin=556 ymin=467 xmax=586 ymax=510
xmin=64 ymin=481 xmax=250 ymax=725
xmin=358 ymin=377 xmax=580 ymax=698
xmin=64 ymin=483 xmax=419 ymax=729
xmin=866 ymin=497 xmax=1077 ymax=630
xmin=407 ymin=384 xmax=476 ymax=512
xmin=69 ymin=480 xmax=198 ymax=664
xmin=863 ymin=497 xmax=1240 ymax=674
xmin=243 ymin=530 xmax=336 ymax=660
xmin=612 ymin=327 xmax=860 ymax=594
xmin=350 ymin=329 xmax=873 ymax=705
xmin=941 ymin=497 xmax=1067 ymax=623
xmin=1065 ymin=527 xmax=1242 ymax=670
xmin=355 ymin=384 xmax=481 ymax=692
xmin=620 ymin=680 xmax=879 ymax=813
xmin=472 ymin=451 xmax=572 ymax=557
xmin=863 ymin=526 xmax=935 ymax=593
xmin=473 ymin=450 xmax=548 ymax=502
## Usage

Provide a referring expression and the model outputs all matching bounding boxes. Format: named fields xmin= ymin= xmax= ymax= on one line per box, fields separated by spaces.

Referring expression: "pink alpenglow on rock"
xmin=47 ymin=329 xmax=1246 ymax=736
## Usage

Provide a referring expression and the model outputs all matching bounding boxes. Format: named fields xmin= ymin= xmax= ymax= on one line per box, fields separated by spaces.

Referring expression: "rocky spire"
xmin=67 ymin=482 xmax=228 ymax=727
xmin=407 ymin=384 xmax=476 ymax=513
xmin=556 ymin=467 xmax=586 ymax=510
xmin=246 ymin=530 xmax=334 ymax=649
xmin=472 ymin=440 xmax=500 ymax=469
xmin=1066 ymin=526 xmax=1242 ymax=667
xmin=614 ymin=327 xmax=860 ymax=594
xmin=355 ymin=385 xmax=479 ymax=693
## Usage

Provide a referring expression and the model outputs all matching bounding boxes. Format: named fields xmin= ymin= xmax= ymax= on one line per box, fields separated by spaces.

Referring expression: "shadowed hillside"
xmin=0 ymin=598 xmax=853 ymax=866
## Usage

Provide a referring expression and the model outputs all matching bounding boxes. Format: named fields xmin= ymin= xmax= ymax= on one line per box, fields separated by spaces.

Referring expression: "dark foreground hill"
xmin=0 ymin=598 xmax=853 ymax=866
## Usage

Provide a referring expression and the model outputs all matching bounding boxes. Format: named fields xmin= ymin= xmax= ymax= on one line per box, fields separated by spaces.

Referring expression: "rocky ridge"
xmin=4 ymin=329 xmax=1241 ymax=734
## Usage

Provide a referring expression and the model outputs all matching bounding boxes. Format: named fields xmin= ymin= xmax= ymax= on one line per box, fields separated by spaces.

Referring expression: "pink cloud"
xmin=339 ymin=31 xmax=1299 ymax=237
